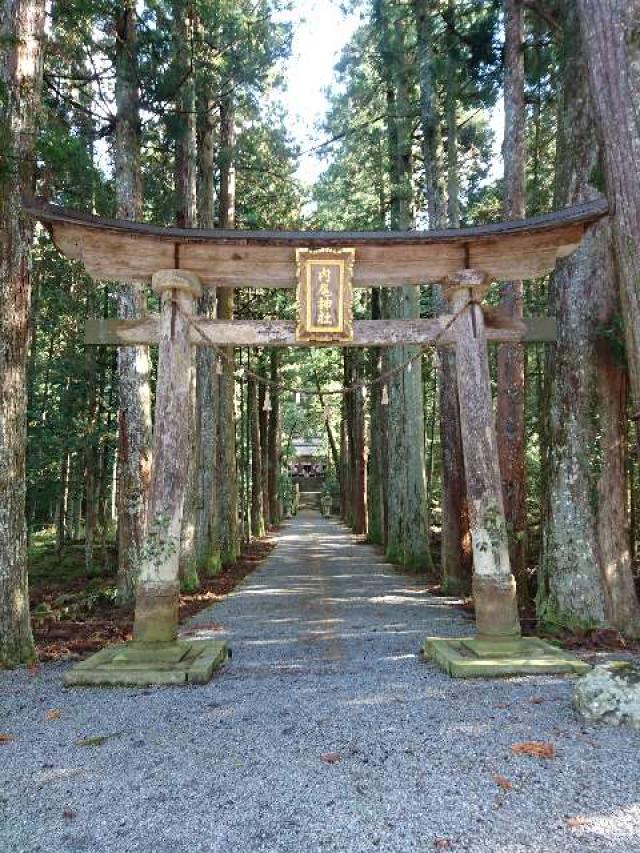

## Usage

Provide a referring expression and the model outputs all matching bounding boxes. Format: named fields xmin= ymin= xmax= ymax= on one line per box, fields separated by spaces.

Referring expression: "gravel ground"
xmin=1 ymin=511 xmax=639 ymax=853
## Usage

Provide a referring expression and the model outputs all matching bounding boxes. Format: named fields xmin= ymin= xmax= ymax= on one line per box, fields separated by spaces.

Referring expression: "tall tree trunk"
xmin=343 ymin=353 xmax=354 ymax=526
xmin=173 ymin=0 xmax=196 ymax=229
xmin=83 ymin=325 xmax=98 ymax=572
xmin=445 ymin=0 xmax=460 ymax=229
xmin=172 ymin=0 xmax=199 ymax=591
xmin=194 ymin=89 xmax=221 ymax=575
xmin=497 ymin=0 xmax=529 ymax=605
xmin=367 ymin=290 xmax=385 ymax=544
xmin=577 ymin=0 xmax=640 ymax=426
xmin=412 ymin=0 xmax=446 ymax=228
xmin=0 ymin=0 xmax=45 ymax=666
xmin=56 ymin=446 xmax=70 ymax=554
xmin=412 ymin=0 xmax=460 ymax=581
xmin=539 ymin=1 xmax=639 ymax=634
xmin=238 ymin=352 xmax=248 ymax=542
xmin=114 ymin=1 xmax=152 ymax=604
xmin=367 ymin=146 xmax=389 ymax=545
xmin=375 ymin=0 xmax=431 ymax=571
xmin=340 ymin=397 xmax=350 ymax=522
xmin=436 ymin=0 xmax=471 ymax=593
xmin=258 ymin=377 xmax=270 ymax=528
xmin=248 ymin=372 xmax=265 ymax=538
xmin=268 ymin=350 xmax=281 ymax=525
xmin=217 ymin=92 xmax=239 ymax=564
xmin=347 ymin=352 xmax=367 ymax=534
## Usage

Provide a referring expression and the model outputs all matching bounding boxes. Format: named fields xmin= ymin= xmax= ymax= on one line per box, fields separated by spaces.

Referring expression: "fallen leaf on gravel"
xmin=63 ymin=809 xmax=76 ymax=821
xmin=75 ymin=732 xmax=123 ymax=747
xmin=0 ymin=734 xmax=16 ymax=744
xmin=493 ymin=774 xmax=512 ymax=791
xmin=320 ymin=752 xmax=341 ymax=764
xmin=45 ymin=709 xmax=61 ymax=721
xmin=76 ymin=735 xmax=108 ymax=747
xmin=529 ymin=697 xmax=544 ymax=704
xmin=495 ymin=703 xmax=510 ymax=709
xmin=565 ymin=816 xmax=590 ymax=829
xmin=434 ymin=839 xmax=452 ymax=849
xmin=511 ymin=741 xmax=556 ymax=759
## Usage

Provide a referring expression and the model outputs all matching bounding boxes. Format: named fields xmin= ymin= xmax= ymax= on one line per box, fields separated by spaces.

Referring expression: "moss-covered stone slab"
xmin=64 ymin=639 xmax=229 ymax=687
xmin=574 ymin=662 xmax=640 ymax=728
xmin=423 ymin=636 xmax=591 ymax=678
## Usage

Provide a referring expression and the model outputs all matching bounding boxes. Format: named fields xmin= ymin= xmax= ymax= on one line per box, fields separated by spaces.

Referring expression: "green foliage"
xmin=597 ymin=314 xmax=626 ymax=367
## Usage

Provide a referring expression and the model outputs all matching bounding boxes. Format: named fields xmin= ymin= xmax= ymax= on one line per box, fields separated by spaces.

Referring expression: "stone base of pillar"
xmin=472 ymin=574 xmax=521 ymax=639
xmin=422 ymin=636 xmax=590 ymax=678
xmin=133 ymin=583 xmax=180 ymax=644
xmin=63 ymin=639 xmax=229 ymax=687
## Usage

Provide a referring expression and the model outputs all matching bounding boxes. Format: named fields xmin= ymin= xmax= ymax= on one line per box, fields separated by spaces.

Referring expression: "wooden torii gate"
xmin=25 ymin=198 xmax=605 ymax=684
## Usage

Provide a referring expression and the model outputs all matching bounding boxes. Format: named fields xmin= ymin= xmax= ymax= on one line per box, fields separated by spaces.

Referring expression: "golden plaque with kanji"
xmin=295 ymin=248 xmax=355 ymax=343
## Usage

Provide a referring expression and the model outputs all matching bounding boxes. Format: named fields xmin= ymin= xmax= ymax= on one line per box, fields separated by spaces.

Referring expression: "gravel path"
xmin=1 ymin=512 xmax=639 ymax=853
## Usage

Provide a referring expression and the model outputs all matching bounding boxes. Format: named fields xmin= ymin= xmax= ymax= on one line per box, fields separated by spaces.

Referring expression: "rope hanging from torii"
xmin=179 ymin=296 xmax=480 ymax=412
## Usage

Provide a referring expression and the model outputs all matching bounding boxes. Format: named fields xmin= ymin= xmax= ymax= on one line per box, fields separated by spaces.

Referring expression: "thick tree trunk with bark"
xmin=114 ymin=1 xmax=152 ymax=604
xmin=0 ymin=0 xmax=45 ymax=666
xmin=577 ymin=0 xmax=640 ymax=419
xmin=539 ymin=1 xmax=639 ymax=634
xmin=497 ymin=0 xmax=528 ymax=605
xmin=375 ymin=0 xmax=430 ymax=570
xmin=412 ymin=0 xmax=464 ymax=582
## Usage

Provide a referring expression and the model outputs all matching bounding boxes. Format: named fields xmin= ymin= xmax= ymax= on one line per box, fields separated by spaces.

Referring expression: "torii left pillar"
xmin=65 ymin=270 xmax=228 ymax=686
xmin=134 ymin=270 xmax=200 ymax=642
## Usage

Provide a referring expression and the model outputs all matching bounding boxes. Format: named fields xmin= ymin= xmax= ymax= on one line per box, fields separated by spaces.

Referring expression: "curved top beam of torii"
xmin=24 ymin=197 xmax=608 ymax=288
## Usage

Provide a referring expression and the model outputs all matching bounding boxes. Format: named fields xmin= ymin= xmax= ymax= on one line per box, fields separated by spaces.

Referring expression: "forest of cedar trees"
xmin=2 ymin=0 xmax=640 ymax=667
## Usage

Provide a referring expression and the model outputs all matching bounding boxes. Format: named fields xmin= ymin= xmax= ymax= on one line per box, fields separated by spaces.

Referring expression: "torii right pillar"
xmin=424 ymin=269 xmax=589 ymax=677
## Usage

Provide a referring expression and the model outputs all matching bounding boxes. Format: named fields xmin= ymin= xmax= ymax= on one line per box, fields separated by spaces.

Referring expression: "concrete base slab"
xmin=64 ymin=640 xmax=229 ymax=687
xmin=423 ymin=636 xmax=591 ymax=678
